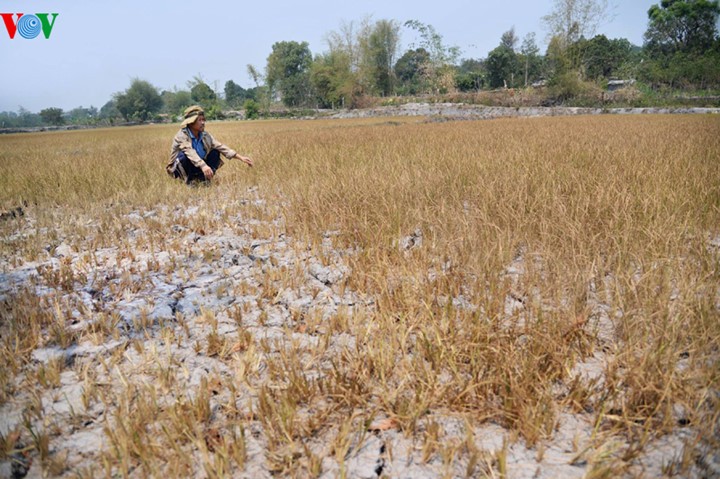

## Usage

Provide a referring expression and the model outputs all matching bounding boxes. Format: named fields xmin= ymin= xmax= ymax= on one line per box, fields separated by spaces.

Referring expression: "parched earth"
xmin=0 ymin=188 xmax=718 ymax=477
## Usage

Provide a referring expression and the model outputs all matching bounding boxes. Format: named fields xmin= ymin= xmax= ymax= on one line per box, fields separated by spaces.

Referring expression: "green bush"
xmin=548 ymin=71 xmax=601 ymax=104
xmin=243 ymin=99 xmax=260 ymax=120
xmin=205 ymin=103 xmax=225 ymax=121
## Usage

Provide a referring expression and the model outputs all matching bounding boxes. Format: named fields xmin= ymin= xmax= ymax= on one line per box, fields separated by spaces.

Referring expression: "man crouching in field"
xmin=167 ymin=105 xmax=253 ymax=184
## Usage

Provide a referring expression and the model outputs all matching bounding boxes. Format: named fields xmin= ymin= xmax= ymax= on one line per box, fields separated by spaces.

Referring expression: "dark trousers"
xmin=175 ymin=149 xmax=222 ymax=184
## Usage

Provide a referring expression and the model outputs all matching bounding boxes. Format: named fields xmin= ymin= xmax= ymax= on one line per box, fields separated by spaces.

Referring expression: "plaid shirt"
xmin=167 ymin=127 xmax=238 ymax=178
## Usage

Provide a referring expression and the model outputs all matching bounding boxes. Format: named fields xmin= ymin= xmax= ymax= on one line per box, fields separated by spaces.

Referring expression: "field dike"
xmin=328 ymin=103 xmax=720 ymax=121
xmin=0 ymin=189 xmax=717 ymax=478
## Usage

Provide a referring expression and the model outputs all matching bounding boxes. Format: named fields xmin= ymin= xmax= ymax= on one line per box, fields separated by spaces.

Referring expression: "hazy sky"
xmin=0 ymin=0 xmax=655 ymax=113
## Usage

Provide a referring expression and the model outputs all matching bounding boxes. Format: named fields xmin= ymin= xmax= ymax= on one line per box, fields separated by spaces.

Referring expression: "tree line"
xmin=2 ymin=0 xmax=718 ymax=128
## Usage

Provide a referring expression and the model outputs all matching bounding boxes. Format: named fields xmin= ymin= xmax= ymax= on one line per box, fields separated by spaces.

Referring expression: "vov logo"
xmin=1 ymin=13 xmax=59 ymax=39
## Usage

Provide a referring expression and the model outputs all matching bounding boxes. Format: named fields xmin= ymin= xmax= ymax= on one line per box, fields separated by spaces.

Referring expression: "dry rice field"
xmin=0 ymin=114 xmax=719 ymax=478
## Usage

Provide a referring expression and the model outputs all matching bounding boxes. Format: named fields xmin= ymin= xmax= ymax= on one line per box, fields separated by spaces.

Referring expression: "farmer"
xmin=167 ymin=105 xmax=253 ymax=183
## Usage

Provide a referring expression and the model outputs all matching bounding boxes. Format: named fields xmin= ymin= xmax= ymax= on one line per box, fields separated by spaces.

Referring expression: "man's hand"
xmin=202 ymin=165 xmax=214 ymax=180
xmin=238 ymin=155 xmax=254 ymax=167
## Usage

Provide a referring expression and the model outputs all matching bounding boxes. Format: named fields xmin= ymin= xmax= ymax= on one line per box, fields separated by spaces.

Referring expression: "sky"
xmin=0 ymin=0 xmax=656 ymax=113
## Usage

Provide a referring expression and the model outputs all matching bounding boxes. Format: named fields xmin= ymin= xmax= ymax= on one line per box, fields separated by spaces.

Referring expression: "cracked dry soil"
xmin=0 ymin=188 xmax=718 ymax=478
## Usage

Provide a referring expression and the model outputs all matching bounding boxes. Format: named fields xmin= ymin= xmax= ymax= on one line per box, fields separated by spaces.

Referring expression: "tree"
xmin=190 ymin=82 xmax=217 ymax=107
xmin=67 ymin=106 xmax=97 ymax=125
xmin=99 ymin=100 xmax=121 ymax=123
xmin=542 ymin=0 xmax=610 ymax=47
xmin=641 ymin=0 xmax=720 ymax=88
xmin=266 ymin=41 xmax=313 ymax=107
xmin=403 ymin=20 xmax=461 ymax=93
xmin=573 ymin=35 xmax=633 ymax=80
xmin=325 ymin=17 xmax=372 ymax=74
xmin=224 ymin=80 xmax=250 ymax=108
xmin=185 ymin=76 xmax=222 ymax=118
xmin=520 ymin=33 xmax=542 ymax=86
xmin=404 ymin=20 xmax=460 ymax=67
xmin=644 ymin=0 xmax=720 ymax=55
xmin=0 ymin=111 xmax=19 ymax=128
xmin=243 ymin=99 xmax=260 ymax=119
xmin=161 ymin=90 xmax=193 ymax=116
xmin=543 ymin=35 xmax=589 ymax=100
xmin=541 ymin=0 xmax=611 ymax=92
xmin=247 ymin=64 xmax=271 ymax=114
xmin=394 ymin=48 xmax=431 ymax=94
xmin=311 ymin=50 xmax=355 ymax=108
xmin=455 ymin=58 xmax=486 ymax=91
xmin=40 ymin=107 xmax=64 ymax=126
xmin=322 ymin=18 xmax=373 ymax=104
xmin=361 ymin=19 xmax=401 ymax=96
xmin=544 ymin=35 xmax=569 ymax=79
xmin=18 ymin=107 xmax=41 ymax=127
xmin=487 ymin=28 xmax=520 ymax=88
xmin=501 ymin=27 xmax=519 ymax=51
xmin=114 ymin=79 xmax=162 ymax=122
xmin=1 ymin=108 xmax=40 ymax=128
xmin=487 ymin=45 xmax=517 ymax=88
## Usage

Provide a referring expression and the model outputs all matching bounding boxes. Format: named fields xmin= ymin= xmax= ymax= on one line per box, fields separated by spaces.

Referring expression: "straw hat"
xmin=181 ymin=105 xmax=205 ymax=127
